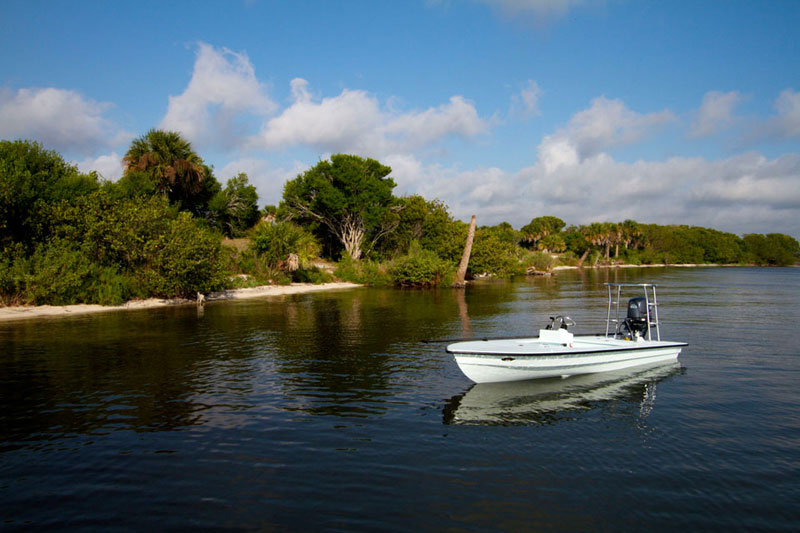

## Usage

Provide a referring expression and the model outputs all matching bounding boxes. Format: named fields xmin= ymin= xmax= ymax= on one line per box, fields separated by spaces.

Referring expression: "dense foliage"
xmin=2 ymin=137 xmax=797 ymax=304
xmin=281 ymin=154 xmax=398 ymax=260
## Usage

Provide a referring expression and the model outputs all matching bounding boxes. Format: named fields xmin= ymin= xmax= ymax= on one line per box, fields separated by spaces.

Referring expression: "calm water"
xmin=1 ymin=268 xmax=798 ymax=531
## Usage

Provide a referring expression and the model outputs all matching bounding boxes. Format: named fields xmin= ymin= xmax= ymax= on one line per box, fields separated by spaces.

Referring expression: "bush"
xmin=251 ymin=220 xmax=320 ymax=269
xmin=138 ymin=212 xmax=229 ymax=298
xmin=524 ymin=251 xmax=555 ymax=272
xmin=335 ymin=254 xmax=392 ymax=286
xmin=391 ymin=242 xmax=454 ymax=286
xmin=468 ymin=231 xmax=524 ymax=277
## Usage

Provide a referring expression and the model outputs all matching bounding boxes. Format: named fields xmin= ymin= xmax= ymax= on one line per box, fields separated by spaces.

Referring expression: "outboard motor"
xmin=622 ymin=297 xmax=649 ymax=338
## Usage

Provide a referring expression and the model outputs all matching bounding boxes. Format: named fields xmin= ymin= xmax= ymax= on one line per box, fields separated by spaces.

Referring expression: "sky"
xmin=2 ymin=0 xmax=799 ymax=238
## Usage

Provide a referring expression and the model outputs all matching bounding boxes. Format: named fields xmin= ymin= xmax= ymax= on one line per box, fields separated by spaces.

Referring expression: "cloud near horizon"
xmin=0 ymin=87 xmax=130 ymax=154
xmin=536 ymin=96 xmax=675 ymax=172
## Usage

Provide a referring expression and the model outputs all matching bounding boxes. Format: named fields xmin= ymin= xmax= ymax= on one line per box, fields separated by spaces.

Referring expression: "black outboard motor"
xmin=622 ymin=297 xmax=649 ymax=338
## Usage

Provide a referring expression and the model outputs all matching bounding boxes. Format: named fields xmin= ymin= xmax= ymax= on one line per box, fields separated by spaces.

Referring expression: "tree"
xmin=520 ymin=216 xmax=565 ymax=249
xmin=122 ymin=129 xmax=219 ymax=216
xmin=744 ymin=233 xmax=799 ymax=266
xmin=209 ymin=172 xmax=260 ymax=237
xmin=281 ymin=154 xmax=398 ymax=260
xmin=0 ymin=139 xmax=98 ymax=251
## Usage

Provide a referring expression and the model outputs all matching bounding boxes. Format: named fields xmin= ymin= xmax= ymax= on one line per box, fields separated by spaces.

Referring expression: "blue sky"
xmin=2 ymin=0 xmax=799 ymax=238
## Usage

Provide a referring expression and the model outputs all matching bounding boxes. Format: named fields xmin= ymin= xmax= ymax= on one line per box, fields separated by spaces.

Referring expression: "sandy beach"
xmin=0 ymin=282 xmax=362 ymax=323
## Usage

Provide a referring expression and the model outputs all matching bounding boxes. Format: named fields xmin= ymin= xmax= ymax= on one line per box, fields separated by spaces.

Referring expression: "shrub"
xmin=391 ymin=242 xmax=454 ymax=286
xmin=468 ymin=231 xmax=524 ymax=277
xmin=251 ymin=220 xmax=320 ymax=269
xmin=138 ymin=212 xmax=229 ymax=298
xmin=335 ymin=254 xmax=392 ymax=286
xmin=524 ymin=251 xmax=555 ymax=272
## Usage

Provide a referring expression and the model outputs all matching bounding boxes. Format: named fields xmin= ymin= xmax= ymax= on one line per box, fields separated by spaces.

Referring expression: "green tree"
xmin=122 ymin=129 xmax=220 ymax=216
xmin=0 ymin=139 xmax=98 ymax=250
xmin=281 ymin=154 xmax=398 ymax=260
xmin=744 ymin=233 xmax=799 ymax=266
xmin=209 ymin=172 xmax=260 ymax=237
xmin=520 ymin=216 xmax=565 ymax=249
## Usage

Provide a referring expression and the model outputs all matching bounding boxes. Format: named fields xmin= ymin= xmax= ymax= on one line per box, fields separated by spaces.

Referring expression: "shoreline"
xmin=0 ymin=282 xmax=362 ymax=323
xmin=551 ymin=263 xmax=737 ymax=270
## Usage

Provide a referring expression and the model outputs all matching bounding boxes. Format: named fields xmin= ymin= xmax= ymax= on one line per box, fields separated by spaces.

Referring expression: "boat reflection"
xmin=443 ymin=362 xmax=682 ymax=426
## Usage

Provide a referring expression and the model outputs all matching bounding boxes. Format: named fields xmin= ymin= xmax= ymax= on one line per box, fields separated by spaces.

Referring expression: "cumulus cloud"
xmin=386 ymin=98 xmax=799 ymax=238
xmin=537 ymin=96 xmax=675 ymax=171
xmin=76 ymin=152 xmax=124 ymax=181
xmin=251 ymin=79 xmax=488 ymax=157
xmin=0 ymin=87 xmax=127 ymax=154
xmin=395 ymin=150 xmax=800 ymax=238
xmin=689 ymin=90 xmax=743 ymax=138
xmin=253 ymin=79 xmax=384 ymax=153
xmin=160 ymin=42 xmax=276 ymax=148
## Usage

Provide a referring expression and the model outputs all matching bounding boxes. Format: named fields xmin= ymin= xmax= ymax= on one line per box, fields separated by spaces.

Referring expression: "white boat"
xmin=446 ymin=283 xmax=687 ymax=384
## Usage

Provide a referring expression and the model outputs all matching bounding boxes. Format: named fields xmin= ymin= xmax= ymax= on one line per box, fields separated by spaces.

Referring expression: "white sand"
xmin=0 ymin=282 xmax=362 ymax=323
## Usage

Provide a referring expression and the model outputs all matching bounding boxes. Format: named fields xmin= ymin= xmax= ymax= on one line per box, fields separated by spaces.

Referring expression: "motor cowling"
xmin=624 ymin=297 xmax=649 ymax=337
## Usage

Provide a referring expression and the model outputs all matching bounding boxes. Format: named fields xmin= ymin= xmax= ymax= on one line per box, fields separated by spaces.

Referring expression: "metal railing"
xmin=604 ymin=283 xmax=661 ymax=341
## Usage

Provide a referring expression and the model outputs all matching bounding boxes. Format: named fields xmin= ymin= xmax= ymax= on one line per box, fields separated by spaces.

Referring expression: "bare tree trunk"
xmin=286 ymin=253 xmax=299 ymax=272
xmin=453 ymin=215 xmax=476 ymax=288
xmin=576 ymin=247 xmax=591 ymax=268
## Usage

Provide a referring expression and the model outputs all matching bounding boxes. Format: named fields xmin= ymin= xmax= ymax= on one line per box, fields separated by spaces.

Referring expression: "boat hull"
xmin=448 ymin=336 xmax=685 ymax=384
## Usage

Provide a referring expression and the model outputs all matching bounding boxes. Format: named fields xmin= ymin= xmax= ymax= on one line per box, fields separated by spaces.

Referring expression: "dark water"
xmin=1 ymin=268 xmax=798 ymax=531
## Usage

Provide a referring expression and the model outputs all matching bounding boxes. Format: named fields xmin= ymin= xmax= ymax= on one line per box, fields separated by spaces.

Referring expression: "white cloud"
xmin=689 ymin=90 xmax=743 ymax=138
xmin=384 ymin=95 xmax=488 ymax=147
xmin=253 ymin=79 xmax=384 ymax=153
xmin=219 ymin=157 xmax=309 ymax=207
xmin=76 ymin=152 xmax=124 ymax=181
xmin=537 ymin=96 xmax=675 ymax=171
xmin=251 ymin=79 xmax=488 ymax=157
xmin=397 ymin=151 xmax=800 ymax=238
xmin=769 ymin=88 xmax=800 ymax=138
xmin=0 ymin=87 xmax=127 ymax=154
xmin=510 ymin=80 xmax=542 ymax=118
xmin=160 ymin=42 xmax=276 ymax=148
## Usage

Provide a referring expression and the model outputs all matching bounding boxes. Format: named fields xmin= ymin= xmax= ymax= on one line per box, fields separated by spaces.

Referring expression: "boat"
xmin=446 ymin=283 xmax=687 ymax=384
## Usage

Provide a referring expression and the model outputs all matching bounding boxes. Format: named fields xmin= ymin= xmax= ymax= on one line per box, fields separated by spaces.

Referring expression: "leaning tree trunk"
xmin=453 ymin=215 xmax=476 ymax=288
xmin=576 ymin=247 xmax=591 ymax=268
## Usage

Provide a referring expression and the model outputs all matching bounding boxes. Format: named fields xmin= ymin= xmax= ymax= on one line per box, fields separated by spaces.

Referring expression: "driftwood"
xmin=286 ymin=253 xmax=299 ymax=272
xmin=453 ymin=215 xmax=476 ymax=288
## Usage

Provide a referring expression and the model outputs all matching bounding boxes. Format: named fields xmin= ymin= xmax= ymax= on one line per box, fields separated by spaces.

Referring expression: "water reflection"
xmin=443 ymin=362 xmax=683 ymax=426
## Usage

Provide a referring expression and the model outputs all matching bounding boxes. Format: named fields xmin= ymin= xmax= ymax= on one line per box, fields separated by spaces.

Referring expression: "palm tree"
xmin=621 ymin=219 xmax=643 ymax=251
xmin=123 ymin=129 xmax=205 ymax=197
xmin=576 ymin=223 xmax=603 ymax=267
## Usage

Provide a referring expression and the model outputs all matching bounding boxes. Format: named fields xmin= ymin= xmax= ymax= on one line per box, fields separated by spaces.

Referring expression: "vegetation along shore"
xmin=2 ymin=132 xmax=798 ymax=311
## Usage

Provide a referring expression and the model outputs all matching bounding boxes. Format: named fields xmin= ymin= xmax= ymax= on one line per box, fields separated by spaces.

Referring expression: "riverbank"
xmin=0 ymin=282 xmax=362 ymax=323
xmin=552 ymin=263 xmax=736 ymax=270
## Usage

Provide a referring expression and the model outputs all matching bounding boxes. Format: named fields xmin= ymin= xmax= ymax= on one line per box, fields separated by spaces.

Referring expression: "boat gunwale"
xmin=446 ymin=337 xmax=688 ymax=357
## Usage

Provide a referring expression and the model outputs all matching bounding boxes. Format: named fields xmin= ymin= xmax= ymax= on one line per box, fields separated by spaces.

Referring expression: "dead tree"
xmin=453 ymin=215 xmax=476 ymax=288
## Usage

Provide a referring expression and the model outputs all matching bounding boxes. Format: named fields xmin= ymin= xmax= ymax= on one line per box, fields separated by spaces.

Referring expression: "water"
xmin=1 ymin=267 xmax=798 ymax=530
